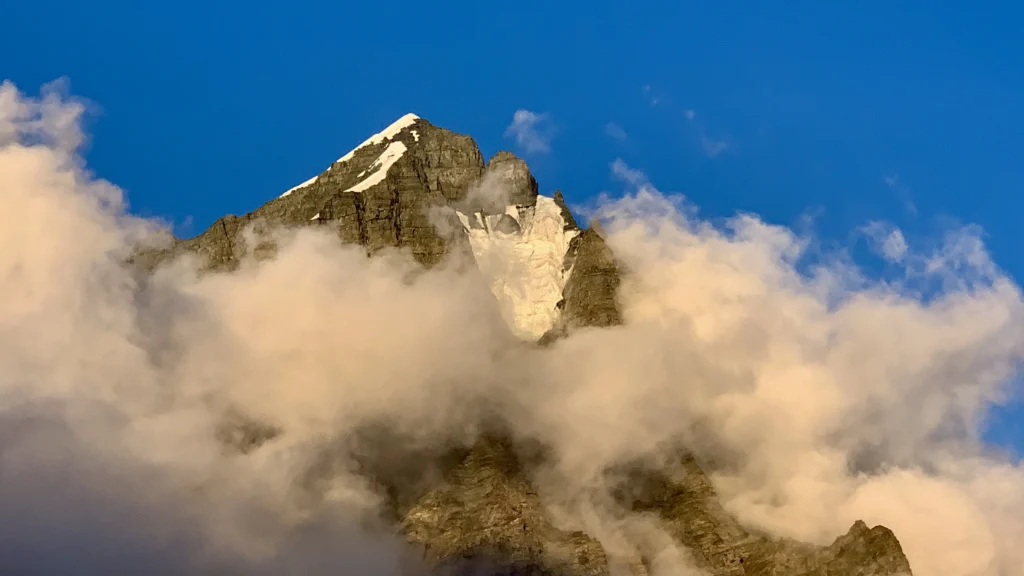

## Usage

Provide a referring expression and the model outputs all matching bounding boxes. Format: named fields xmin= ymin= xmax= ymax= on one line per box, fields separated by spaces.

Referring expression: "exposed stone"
xmin=620 ymin=454 xmax=912 ymax=575
xmin=552 ymin=190 xmax=578 ymax=230
xmin=493 ymin=213 xmax=523 ymax=234
xmin=817 ymin=521 xmax=913 ymax=575
xmin=560 ymin=228 xmax=622 ymax=330
xmin=403 ymin=437 xmax=609 ymax=576
xmin=486 ymin=151 xmax=539 ymax=208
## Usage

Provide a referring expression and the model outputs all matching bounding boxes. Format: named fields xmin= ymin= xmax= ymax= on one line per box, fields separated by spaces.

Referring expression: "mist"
xmin=1 ymin=80 xmax=1022 ymax=575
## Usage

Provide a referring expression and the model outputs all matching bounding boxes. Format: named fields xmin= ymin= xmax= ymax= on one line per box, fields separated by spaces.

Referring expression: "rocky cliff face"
xmin=143 ymin=115 xmax=913 ymax=575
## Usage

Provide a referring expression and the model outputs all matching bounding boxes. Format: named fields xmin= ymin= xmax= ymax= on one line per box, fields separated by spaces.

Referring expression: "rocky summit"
xmin=141 ymin=115 xmax=913 ymax=575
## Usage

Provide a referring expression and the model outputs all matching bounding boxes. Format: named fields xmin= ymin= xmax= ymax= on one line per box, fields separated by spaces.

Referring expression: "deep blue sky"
xmin=4 ymin=1 xmax=1022 ymax=453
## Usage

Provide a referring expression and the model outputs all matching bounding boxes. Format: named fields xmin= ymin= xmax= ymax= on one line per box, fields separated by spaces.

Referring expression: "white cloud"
xmin=593 ymin=164 xmax=1024 ymax=575
xmin=883 ymin=173 xmax=919 ymax=216
xmin=641 ymin=85 xmax=660 ymax=106
xmin=700 ymin=134 xmax=729 ymax=158
xmin=0 ymin=80 xmax=438 ymax=575
xmin=862 ymin=221 xmax=909 ymax=262
xmin=676 ymin=108 xmax=728 ymax=158
xmin=605 ymin=122 xmax=628 ymax=141
xmin=504 ymin=109 xmax=553 ymax=154
xmin=610 ymin=158 xmax=651 ymax=188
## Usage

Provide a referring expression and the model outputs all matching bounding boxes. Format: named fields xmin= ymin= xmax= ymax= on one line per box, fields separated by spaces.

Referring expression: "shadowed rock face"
xmin=141 ymin=115 xmax=913 ymax=576
xmin=559 ymin=227 xmax=622 ymax=331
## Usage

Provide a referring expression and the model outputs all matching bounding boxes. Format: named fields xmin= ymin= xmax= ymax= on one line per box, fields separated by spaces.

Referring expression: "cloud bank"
xmin=1 ymin=80 xmax=1023 ymax=576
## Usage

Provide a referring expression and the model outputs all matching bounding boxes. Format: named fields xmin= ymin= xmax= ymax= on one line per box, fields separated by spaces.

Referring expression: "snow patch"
xmin=278 ymin=113 xmax=419 ymax=198
xmin=346 ymin=141 xmax=407 ymax=193
xmin=336 ymin=113 xmax=419 ymax=164
xmin=457 ymin=195 xmax=579 ymax=340
xmin=279 ymin=175 xmax=318 ymax=199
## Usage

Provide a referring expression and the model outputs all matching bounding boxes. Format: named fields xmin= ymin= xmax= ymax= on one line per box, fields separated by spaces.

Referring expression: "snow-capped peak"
xmin=278 ymin=113 xmax=420 ymax=198
xmin=335 ymin=113 xmax=419 ymax=164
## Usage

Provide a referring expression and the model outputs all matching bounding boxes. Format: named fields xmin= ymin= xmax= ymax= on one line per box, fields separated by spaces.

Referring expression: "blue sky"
xmin=4 ymin=1 xmax=1022 ymax=453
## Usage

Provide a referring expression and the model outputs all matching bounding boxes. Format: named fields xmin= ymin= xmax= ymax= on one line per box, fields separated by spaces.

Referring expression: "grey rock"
xmin=620 ymin=454 xmax=911 ymax=575
xmin=486 ymin=151 xmax=539 ymax=209
xmin=552 ymin=190 xmax=579 ymax=230
xmin=403 ymin=437 xmax=608 ymax=576
xmin=560 ymin=227 xmax=622 ymax=331
xmin=493 ymin=213 xmax=523 ymax=234
xmin=539 ymin=224 xmax=622 ymax=346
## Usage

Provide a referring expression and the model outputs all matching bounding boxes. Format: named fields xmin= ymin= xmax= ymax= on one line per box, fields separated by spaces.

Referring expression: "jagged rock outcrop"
xmin=619 ymin=455 xmax=911 ymax=575
xmin=483 ymin=151 xmax=540 ymax=209
xmin=559 ymin=226 xmax=622 ymax=331
xmin=143 ymin=114 xmax=913 ymax=576
xmin=403 ymin=437 xmax=609 ymax=576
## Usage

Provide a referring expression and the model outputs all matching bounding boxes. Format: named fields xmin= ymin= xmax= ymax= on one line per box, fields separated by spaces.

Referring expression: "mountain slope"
xmin=142 ymin=115 xmax=913 ymax=576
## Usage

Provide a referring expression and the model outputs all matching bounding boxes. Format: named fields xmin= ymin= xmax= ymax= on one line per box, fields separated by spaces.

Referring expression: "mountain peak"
xmin=336 ymin=112 xmax=420 ymax=163
xmin=279 ymin=113 xmax=423 ymax=198
xmin=139 ymin=115 xmax=915 ymax=575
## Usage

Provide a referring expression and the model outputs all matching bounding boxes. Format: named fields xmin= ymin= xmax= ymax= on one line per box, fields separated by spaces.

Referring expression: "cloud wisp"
xmin=642 ymin=84 xmax=661 ymax=106
xmin=605 ymin=122 xmax=629 ymax=141
xmin=504 ymin=109 xmax=554 ymax=154
xmin=683 ymin=109 xmax=729 ymax=158
xmin=884 ymin=173 xmax=919 ymax=216
xmin=2 ymin=82 xmax=1023 ymax=576
xmin=699 ymin=134 xmax=729 ymax=158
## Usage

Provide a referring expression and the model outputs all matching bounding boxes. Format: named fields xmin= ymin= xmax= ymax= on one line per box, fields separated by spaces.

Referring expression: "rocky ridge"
xmin=142 ymin=115 xmax=913 ymax=575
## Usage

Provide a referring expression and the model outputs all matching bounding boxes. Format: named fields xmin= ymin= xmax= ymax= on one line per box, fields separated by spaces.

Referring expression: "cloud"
xmin=884 ymin=173 xmax=919 ymax=216
xmin=3 ymin=81 xmax=1024 ymax=576
xmin=605 ymin=122 xmax=628 ymax=141
xmin=699 ymin=135 xmax=729 ymax=158
xmin=611 ymin=158 xmax=651 ymax=188
xmin=587 ymin=163 xmax=1024 ymax=575
xmin=504 ymin=109 xmax=553 ymax=154
xmin=0 ymin=80 xmax=448 ymax=575
xmin=677 ymin=108 xmax=729 ymax=158
xmin=642 ymin=85 xmax=661 ymax=106
xmin=861 ymin=221 xmax=909 ymax=263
